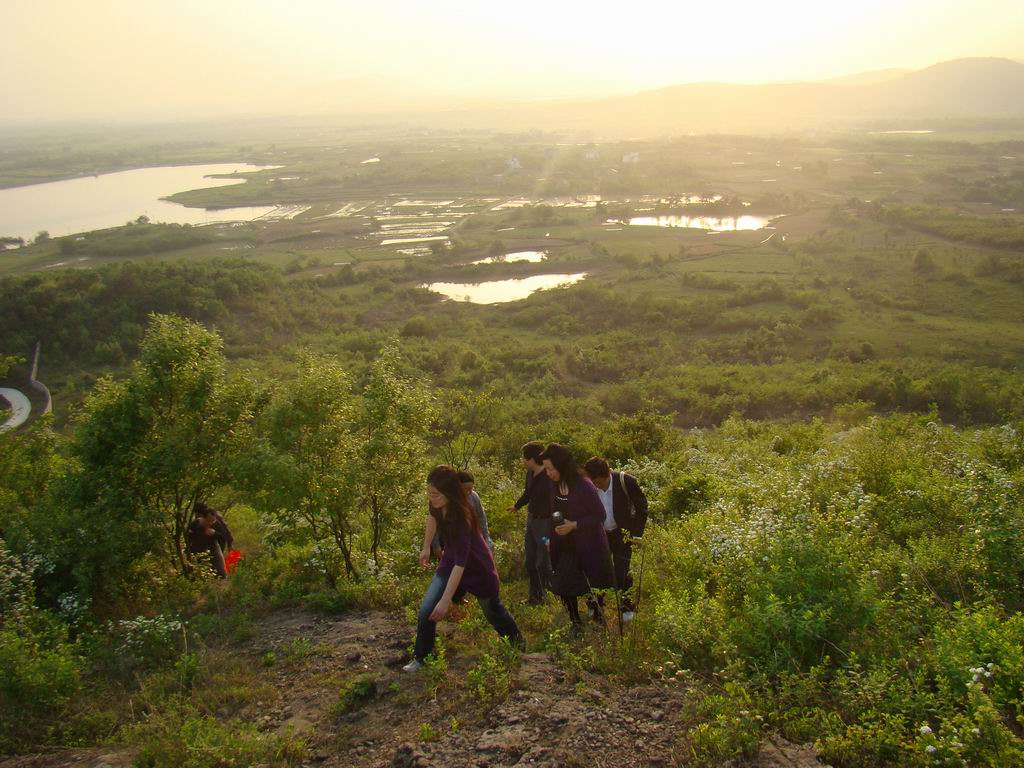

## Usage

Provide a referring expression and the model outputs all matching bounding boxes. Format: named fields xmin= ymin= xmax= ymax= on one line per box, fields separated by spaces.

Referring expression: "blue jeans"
xmin=414 ymin=573 xmax=521 ymax=660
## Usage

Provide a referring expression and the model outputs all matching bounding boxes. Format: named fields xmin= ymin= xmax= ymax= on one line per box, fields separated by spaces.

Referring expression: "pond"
xmin=627 ymin=214 xmax=780 ymax=231
xmin=380 ymin=235 xmax=449 ymax=246
xmin=471 ymin=250 xmax=547 ymax=265
xmin=424 ymin=273 xmax=587 ymax=304
xmin=0 ymin=163 xmax=279 ymax=242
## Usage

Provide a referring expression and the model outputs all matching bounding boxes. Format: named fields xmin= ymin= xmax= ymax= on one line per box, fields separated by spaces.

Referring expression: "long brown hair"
xmin=427 ymin=465 xmax=479 ymax=535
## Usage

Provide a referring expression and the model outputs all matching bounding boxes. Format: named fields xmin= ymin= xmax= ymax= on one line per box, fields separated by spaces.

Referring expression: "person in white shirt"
xmin=582 ymin=457 xmax=649 ymax=622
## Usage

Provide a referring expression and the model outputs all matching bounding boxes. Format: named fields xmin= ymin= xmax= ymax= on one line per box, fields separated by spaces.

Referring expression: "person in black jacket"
xmin=188 ymin=501 xmax=233 ymax=578
xmin=583 ymin=458 xmax=648 ymax=621
xmin=507 ymin=441 xmax=552 ymax=605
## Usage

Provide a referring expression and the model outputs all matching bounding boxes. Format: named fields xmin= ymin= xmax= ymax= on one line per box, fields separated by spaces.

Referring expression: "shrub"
xmin=332 ymin=673 xmax=376 ymax=717
xmin=130 ymin=710 xmax=306 ymax=768
xmin=465 ymin=640 xmax=518 ymax=709
xmin=0 ymin=617 xmax=82 ymax=752
xmin=401 ymin=315 xmax=436 ymax=338
xmin=682 ymin=681 xmax=763 ymax=766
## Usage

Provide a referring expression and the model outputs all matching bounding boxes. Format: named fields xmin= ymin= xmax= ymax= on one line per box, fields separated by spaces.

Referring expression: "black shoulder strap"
xmin=618 ymin=472 xmax=635 ymax=517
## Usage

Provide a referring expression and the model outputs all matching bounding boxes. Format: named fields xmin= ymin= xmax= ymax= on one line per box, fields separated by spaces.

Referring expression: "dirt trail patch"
xmin=267 ymin=609 xmax=690 ymax=767
xmin=0 ymin=750 xmax=134 ymax=768
xmin=246 ymin=609 xmax=821 ymax=768
xmin=1 ymin=608 xmax=821 ymax=768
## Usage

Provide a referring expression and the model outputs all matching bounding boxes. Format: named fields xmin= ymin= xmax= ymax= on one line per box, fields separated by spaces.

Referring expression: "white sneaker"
xmin=621 ymin=611 xmax=636 ymax=624
xmin=402 ymin=658 xmax=424 ymax=673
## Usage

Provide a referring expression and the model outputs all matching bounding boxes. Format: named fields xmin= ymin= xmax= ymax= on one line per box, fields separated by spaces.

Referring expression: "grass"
xmin=331 ymin=673 xmax=377 ymax=717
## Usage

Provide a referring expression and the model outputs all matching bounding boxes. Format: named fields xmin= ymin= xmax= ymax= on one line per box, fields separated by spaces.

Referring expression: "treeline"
xmin=873 ymin=203 xmax=1024 ymax=249
xmin=510 ymin=275 xmax=831 ymax=340
xmin=0 ymin=259 xmax=345 ymax=368
xmin=0 ymin=143 xmax=260 ymax=189
xmin=961 ymin=169 xmax=1024 ymax=208
xmin=54 ymin=222 xmax=225 ymax=259
xmin=4 ymin=244 xmax=1022 ymax=430
xmin=633 ymin=360 xmax=1024 ymax=425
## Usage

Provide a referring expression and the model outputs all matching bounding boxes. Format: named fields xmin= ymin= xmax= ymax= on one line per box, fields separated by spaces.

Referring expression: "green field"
xmin=4 ymin=128 xmax=1023 ymax=429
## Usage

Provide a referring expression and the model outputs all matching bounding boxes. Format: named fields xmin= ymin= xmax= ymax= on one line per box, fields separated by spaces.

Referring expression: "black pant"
xmin=561 ymin=595 xmax=605 ymax=626
xmin=607 ymin=528 xmax=634 ymax=611
xmin=524 ymin=516 xmax=552 ymax=601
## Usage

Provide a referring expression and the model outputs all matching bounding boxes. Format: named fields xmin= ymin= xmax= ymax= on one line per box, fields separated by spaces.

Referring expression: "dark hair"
xmin=583 ymin=457 xmax=610 ymax=479
xmin=538 ymin=443 xmax=580 ymax=481
xmin=457 ymin=470 xmax=475 ymax=484
xmin=194 ymin=501 xmax=216 ymax=519
xmin=521 ymin=441 xmax=545 ymax=462
xmin=427 ymin=465 xmax=479 ymax=534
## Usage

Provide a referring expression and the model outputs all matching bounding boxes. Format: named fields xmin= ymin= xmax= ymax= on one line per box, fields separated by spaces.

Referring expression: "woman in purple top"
xmin=540 ymin=443 xmax=614 ymax=635
xmin=405 ymin=465 xmax=522 ymax=672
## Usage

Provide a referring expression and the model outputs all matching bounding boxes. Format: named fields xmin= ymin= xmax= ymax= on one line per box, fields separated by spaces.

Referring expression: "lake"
xmin=627 ymin=214 xmax=779 ymax=231
xmin=0 ymin=163 xmax=279 ymax=243
xmin=424 ymin=273 xmax=587 ymax=304
xmin=471 ymin=250 xmax=547 ymax=265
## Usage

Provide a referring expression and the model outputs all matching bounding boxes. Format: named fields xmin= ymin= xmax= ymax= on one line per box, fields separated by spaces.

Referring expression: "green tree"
xmin=433 ymin=387 xmax=497 ymax=470
xmin=259 ymin=354 xmax=359 ymax=582
xmin=64 ymin=314 xmax=258 ymax=599
xmin=352 ymin=342 xmax=433 ymax=567
xmin=256 ymin=343 xmax=432 ymax=581
xmin=0 ymin=423 xmax=64 ymax=560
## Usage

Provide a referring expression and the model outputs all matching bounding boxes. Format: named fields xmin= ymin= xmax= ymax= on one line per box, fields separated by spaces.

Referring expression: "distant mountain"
xmin=506 ymin=57 xmax=1024 ymax=134
xmin=859 ymin=58 xmax=1024 ymax=115
xmin=317 ymin=58 xmax=1024 ymax=136
xmin=822 ymin=68 xmax=911 ymax=85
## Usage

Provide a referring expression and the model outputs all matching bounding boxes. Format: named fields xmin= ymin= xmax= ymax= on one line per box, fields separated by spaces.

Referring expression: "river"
xmin=0 ymin=163 xmax=279 ymax=243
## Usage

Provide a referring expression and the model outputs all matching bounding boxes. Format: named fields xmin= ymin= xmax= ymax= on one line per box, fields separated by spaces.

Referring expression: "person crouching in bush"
xmin=539 ymin=444 xmax=614 ymax=636
xmin=187 ymin=501 xmax=233 ymax=578
xmin=406 ymin=465 xmax=523 ymax=672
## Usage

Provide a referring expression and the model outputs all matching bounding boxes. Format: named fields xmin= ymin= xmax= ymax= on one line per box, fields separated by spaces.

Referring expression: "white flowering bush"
xmin=56 ymin=592 xmax=91 ymax=626
xmin=109 ymin=613 xmax=186 ymax=668
xmin=0 ymin=540 xmax=35 ymax=626
xmin=635 ymin=415 xmax=1024 ymax=765
xmin=0 ymin=541 xmax=83 ymax=752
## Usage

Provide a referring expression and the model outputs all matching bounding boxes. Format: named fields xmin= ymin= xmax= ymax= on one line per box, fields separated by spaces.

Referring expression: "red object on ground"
xmin=225 ymin=549 xmax=243 ymax=575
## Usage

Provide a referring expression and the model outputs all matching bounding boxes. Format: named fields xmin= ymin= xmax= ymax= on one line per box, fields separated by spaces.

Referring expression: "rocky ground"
xmin=1 ymin=608 xmax=822 ymax=768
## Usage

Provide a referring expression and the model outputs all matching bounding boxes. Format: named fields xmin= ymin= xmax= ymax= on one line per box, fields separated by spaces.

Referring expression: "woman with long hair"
xmin=539 ymin=443 xmax=614 ymax=635
xmin=405 ymin=465 xmax=522 ymax=671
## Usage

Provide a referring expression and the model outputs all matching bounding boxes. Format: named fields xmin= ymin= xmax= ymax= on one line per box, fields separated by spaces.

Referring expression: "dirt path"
xmin=1 ymin=608 xmax=821 ymax=768
xmin=249 ymin=608 xmax=690 ymax=768
xmin=244 ymin=609 xmax=820 ymax=768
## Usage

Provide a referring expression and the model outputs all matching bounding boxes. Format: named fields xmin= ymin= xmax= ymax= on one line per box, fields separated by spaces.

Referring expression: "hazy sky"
xmin=3 ymin=0 xmax=1023 ymax=122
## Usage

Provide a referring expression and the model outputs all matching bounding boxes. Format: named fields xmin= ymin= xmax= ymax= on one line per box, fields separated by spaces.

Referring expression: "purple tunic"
xmin=431 ymin=508 xmax=500 ymax=599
